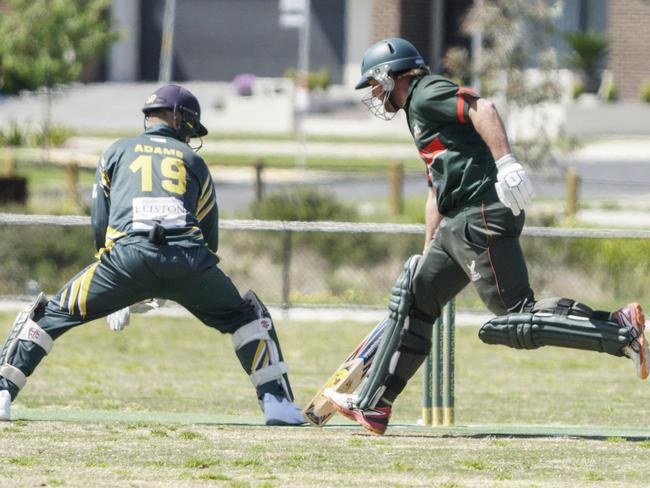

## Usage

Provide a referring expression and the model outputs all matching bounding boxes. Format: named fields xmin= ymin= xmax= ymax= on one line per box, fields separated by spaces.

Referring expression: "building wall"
xmin=369 ymin=0 xmax=441 ymax=64
xmin=400 ymin=0 xmax=432 ymax=61
xmin=344 ymin=0 xmax=373 ymax=86
xmin=608 ymin=0 xmax=650 ymax=100
xmin=108 ymin=0 xmax=140 ymax=81
xmin=369 ymin=0 xmax=470 ymax=68
xmin=370 ymin=0 xmax=401 ymax=41
xmin=138 ymin=0 xmax=345 ymax=83
xmin=555 ymin=0 xmax=607 ymax=66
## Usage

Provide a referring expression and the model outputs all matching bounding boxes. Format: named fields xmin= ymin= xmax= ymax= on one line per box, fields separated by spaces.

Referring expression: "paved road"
xmin=214 ymin=159 xmax=650 ymax=212
xmin=63 ymin=135 xmax=650 ymax=210
xmin=62 ymin=150 xmax=649 ymax=222
xmin=50 ymin=131 xmax=650 ymax=226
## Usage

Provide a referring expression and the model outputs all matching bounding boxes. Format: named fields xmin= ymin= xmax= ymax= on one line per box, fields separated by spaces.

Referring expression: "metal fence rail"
xmin=2 ymin=213 xmax=650 ymax=239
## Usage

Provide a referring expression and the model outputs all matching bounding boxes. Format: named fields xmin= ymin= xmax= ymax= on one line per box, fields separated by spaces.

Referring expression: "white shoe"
xmin=0 ymin=390 xmax=11 ymax=421
xmin=263 ymin=393 xmax=306 ymax=426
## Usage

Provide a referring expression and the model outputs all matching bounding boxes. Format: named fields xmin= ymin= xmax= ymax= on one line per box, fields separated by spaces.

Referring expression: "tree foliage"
xmin=443 ymin=0 xmax=563 ymax=168
xmin=0 ymin=0 xmax=118 ymax=94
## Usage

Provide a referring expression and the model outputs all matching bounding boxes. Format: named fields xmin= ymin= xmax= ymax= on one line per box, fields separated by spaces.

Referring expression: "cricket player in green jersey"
xmin=0 ymin=85 xmax=305 ymax=425
xmin=326 ymin=38 xmax=648 ymax=435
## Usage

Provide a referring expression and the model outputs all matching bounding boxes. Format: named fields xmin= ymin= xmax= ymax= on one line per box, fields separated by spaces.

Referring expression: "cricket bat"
xmin=303 ymin=318 xmax=388 ymax=427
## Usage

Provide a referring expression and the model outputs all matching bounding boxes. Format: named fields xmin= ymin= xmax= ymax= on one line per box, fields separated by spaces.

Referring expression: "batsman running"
xmin=325 ymin=38 xmax=648 ymax=435
xmin=0 ymin=85 xmax=305 ymax=426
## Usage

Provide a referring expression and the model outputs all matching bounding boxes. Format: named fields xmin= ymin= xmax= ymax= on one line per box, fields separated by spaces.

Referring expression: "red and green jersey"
xmin=404 ymin=74 xmax=499 ymax=214
xmin=91 ymin=125 xmax=219 ymax=253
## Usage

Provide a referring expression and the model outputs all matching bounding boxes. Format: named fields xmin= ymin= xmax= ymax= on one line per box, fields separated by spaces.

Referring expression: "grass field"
xmin=1 ymin=311 xmax=650 ymax=487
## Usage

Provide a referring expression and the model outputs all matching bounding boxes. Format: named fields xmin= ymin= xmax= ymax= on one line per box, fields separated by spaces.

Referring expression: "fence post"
xmin=65 ymin=162 xmax=79 ymax=206
xmin=4 ymin=148 xmax=16 ymax=177
xmin=389 ymin=162 xmax=403 ymax=216
xmin=566 ymin=167 xmax=580 ymax=218
xmin=281 ymin=230 xmax=292 ymax=310
xmin=254 ymin=160 xmax=265 ymax=203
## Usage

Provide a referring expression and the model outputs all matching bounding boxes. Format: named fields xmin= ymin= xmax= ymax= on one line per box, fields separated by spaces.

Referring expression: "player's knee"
xmin=389 ymin=255 xmax=421 ymax=316
xmin=481 ymin=287 xmax=534 ymax=317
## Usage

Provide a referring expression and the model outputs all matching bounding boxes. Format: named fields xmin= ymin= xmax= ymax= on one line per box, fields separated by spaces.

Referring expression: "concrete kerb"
xmin=0 ymin=298 xmax=491 ymax=326
xmin=565 ymin=136 xmax=650 ymax=164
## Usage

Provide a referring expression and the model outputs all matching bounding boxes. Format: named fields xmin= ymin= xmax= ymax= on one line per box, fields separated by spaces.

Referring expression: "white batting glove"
xmin=130 ymin=298 xmax=166 ymax=313
xmin=494 ymin=154 xmax=534 ymax=216
xmin=106 ymin=299 xmax=166 ymax=332
xmin=106 ymin=307 xmax=130 ymax=332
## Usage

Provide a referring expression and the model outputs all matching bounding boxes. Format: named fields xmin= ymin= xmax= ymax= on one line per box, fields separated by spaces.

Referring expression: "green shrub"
xmin=251 ymin=189 xmax=355 ymax=222
xmin=564 ymin=238 xmax=650 ymax=302
xmin=250 ymin=189 xmax=389 ymax=267
xmin=308 ymin=68 xmax=331 ymax=91
xmin=33 ymin=124 xmax=74 ymax=147
xmin=1 ymin=122 xmax=28 ymax=147
xmin=571 ymin=79 xmax=584 ymax=100
xmin=640 ymin=79 xmax=650 ymax=103
xmin=522 ymin=232 xmax=650 ymax=309
xmin=0 ymin=225 xmax=95 ymax=294
xmin=601 ymin=80 xmax=618 ymax=102
xmin=0 ymin=122 xmax=73 ymax=147
xmin=283 ymin=67 xmax=332 ymax=91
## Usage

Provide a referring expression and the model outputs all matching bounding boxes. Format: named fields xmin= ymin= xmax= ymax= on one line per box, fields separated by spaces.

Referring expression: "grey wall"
xmin=140 ymin=0 xmax=345 ymax=82
xmin=555 ymin=0 xmax=608 ymax=66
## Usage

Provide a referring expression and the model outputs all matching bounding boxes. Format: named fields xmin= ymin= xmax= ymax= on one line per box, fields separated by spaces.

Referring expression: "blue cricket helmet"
xmin=142 ymin=84 xmax=208 ymax=138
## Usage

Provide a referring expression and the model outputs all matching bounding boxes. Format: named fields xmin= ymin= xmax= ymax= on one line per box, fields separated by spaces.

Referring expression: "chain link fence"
xmin=0 ymin=214 xmax=649 ymax=312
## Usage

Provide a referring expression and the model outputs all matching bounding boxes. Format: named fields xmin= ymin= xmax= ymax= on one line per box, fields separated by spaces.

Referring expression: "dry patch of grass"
xmin=0 ymin=312 xmax=648 ymax=486
xmin=2 ymin=423 xmax=650 ymax=487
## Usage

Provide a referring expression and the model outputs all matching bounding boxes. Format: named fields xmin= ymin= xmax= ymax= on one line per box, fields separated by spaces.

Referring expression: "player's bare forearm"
xmin=424 ymin=188 xmax=442 ymax=250
xmin=468 ymin=98 xmax=511 ymax=160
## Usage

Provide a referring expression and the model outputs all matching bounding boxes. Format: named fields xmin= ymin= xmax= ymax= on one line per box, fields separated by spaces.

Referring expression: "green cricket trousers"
xmin=0 ymin=237 xmax=257 ymax=399
xmin=413 ymin=201 xmax=535 ymax=319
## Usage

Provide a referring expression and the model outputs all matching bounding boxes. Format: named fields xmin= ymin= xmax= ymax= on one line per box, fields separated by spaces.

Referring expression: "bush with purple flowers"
xmin=232 ymin=73 xmax=256 ymax=97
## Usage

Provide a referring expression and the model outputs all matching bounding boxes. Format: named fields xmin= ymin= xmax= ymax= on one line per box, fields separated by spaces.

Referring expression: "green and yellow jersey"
xmin=404 ymin=74 xmax=499 ymax=214
xmin=91 ymin=124 xmax=219 ymax=253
